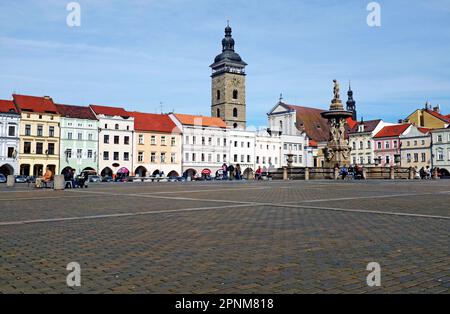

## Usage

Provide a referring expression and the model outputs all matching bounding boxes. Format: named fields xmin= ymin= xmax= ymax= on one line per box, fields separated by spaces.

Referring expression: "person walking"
xmin=235 ymin=164 xmax=242 ymax=180
xmin=228 ymin=164 xmax=235 ymax=181
xmin=222 ymin=163 xmax=228 ymax=180
xmin=340 ymin=165 xmax=348 ymax=180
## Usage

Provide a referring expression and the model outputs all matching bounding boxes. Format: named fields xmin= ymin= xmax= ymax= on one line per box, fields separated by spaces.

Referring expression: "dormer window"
xmin=358 ymin=125 xmax=365 ymax=132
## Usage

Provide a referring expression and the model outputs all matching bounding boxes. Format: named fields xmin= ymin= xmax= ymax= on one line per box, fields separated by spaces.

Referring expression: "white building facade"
xmin=431 ymin=127 xmax=450 ymax=176
xmin=170 ymin=114 xmax=229 ymax=178
xmin=0 ymin=100 xmax=20 ymax=176
xmin=228 ymin=129 xmax=255 ymax=176
xmin=255 ymin=130 xmax=282 ymax=171
xmin=90 ymin=105 xmax=135 ymax=177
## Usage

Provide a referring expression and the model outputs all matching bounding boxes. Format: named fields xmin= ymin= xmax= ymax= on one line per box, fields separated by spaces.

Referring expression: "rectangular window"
xmin=161 ymin=136 xmax=166 ymax=146
xmin=8 ymin=125 xmax=15 ymax=137
xmin=437 ymin=135 xmax=443 ymax=142
xmin=124 ymin=136 xmax=130 ymax=145
xmin=247 ymin=155 xmax=251 ymax=163
xmin=66 ymin=149 xmax=72 ymax=159
xmin=202 ymin=137 xmax=206 ymax=145
xmin=24 ymin=142 xmax=31 ymax=154
xmin=192 ymin=153 xmax=196 ymax=162
xmin=103 ymin=151 xmax=109 ymax=160
xmin=48 ymin=144 xmax=55 ymax=155
xmin=185 ymin=136 xmax=189 ymax=144
xmin=124 ymin=152 xmax=129 ymax=161
xmin=88 ymin=133 xmax=93 ymax=141
xmin=138 ymin=134 xmax=144 ymax=145
xmin=7 ymin=147 xmax=14 ymax=158
xmin=414 ymin=153 xmax=419 ymax=163
xmin=217 ymin=154 xmax=220 ymax=162
xmin=25 ymin=125 xmax=31 ymax=136
xmin=37 ymin=125 xmax=43 ymax=137
xmin=151 ymin=152 xmax=156 ymax=163
xmin=68 ymin=132 xmax=73 ymax=140
xmin=104 ymin=135 xmax=109 ymax=144
xmin=171 ymin=153 xmax=176 ymax=163
xmin=201 ymin=153 xmax=205 ymax=162
xmin=377 ymin=142 xmax=381 ymax=149
xmin=421 ymin=153 xmax=426 ymax=162
xmin=114 ymin=152 xmax=119 ymax=161
xmin=407 ymin=153 xmax=411 ymax=163
xmin=234 ymin=154 xmax=238 ymax=162
xmin=185 ymin=153 xmax=189 ymax=162
xmin=77 ymin=149 xmax=82 ymax=159
xmin=78 ymin=133 xmax=82 ymax=141
xmin=87 ymin=150 xmax=93 ymax=159
xmin=114 ymin=136 xmax=119 ymax=145
xmin=138 ymin=152 xmax=144 ymax=163
xmin=386 ymin=156 xmax=390 ymax=164
xmin=171 ymin=137 xmax=176 ymax=147
xmin=208 ymin=154 xmax=212 ymax=162
xmin=36 ymin=142 xmax=43 ymax=155
xmin=192 ymin=136 xmax=196 ymax=145
xmin=49 ymin=126 xmax=55 ymax=137
xmin=385 ymin=141 xmax=390 ymax=149
xmin=151 ymin=136 xmax=156 ymax=145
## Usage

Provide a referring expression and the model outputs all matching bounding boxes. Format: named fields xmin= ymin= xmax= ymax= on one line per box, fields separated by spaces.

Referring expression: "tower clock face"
xmin=231 ymin=77 xmax=240 ymax=87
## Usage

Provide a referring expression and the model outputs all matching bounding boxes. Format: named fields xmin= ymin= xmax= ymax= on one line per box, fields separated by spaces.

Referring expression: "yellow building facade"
xmin=14 ymin=95 xmax=61 ymax=177
xmin=406 ymin=105 xmax=449 ymax=129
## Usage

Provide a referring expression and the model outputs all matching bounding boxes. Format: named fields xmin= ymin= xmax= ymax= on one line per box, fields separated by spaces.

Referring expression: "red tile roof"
xmin=418 ymin=127 xmax=431 ymax=134
xmin=281 ymin=103 xmax=330 ymax=142
xmin=346 ymin=118 xmax=358 ymax=130
xmin=349 ymin=119 xmax=382 ymax=134
xmin=173 ymin=114 xmax=227 ymax=128
xmin=13 ymin=94 xmax=58 ymax=114
xmin=129 ymin=112 xmax=181 ymax=134
xmin=0 ymin=99 xmax=18 ymax=113
xmin=90 ymin=105 xmax=130 ymax=117
xmin=56 ymin=104 xmax=97 ymax=120
xmin=426 ymin=109 xmax=450 ymax=123
xmin=374 ymin=124 xmax=411 ymax=138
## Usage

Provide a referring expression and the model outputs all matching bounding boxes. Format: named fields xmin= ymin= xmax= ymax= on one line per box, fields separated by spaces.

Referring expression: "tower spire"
xmin=346 ymin=81 xmax=357 ymax=120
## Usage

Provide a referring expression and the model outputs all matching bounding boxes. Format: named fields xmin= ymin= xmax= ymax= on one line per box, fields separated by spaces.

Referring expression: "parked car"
xmin=15 ymin=175 xmax=28 ymax=183
xmin=88 ymin=175 xmax=101 ymax=183
xmin=102 ymin=176 xmax=113 ymax=182
xmin=0 ymin=174 xmax=6 ymax=183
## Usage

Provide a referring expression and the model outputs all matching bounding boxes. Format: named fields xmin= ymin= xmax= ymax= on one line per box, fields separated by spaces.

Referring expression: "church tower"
xmin=346 ymin=82 xmax=357 ymax=121
xmin=210 ymin=23 xmax=247 ymax=129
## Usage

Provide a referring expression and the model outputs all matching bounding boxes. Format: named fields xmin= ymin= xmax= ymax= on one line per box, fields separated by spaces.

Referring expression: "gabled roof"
xmin=56 ymin=104 xmax=97 ymax=120
xmin=279 ymin=103 xmax=330 ymax=142
xmin=349 ymin=119 xmax=382 ymax=134
xmin=129 ymin=112 xmax=181 ymax=134
xmin=374 ymin=124 xmax=411 ymax=138
xmin=173 ymin=114 xmax=227 ymax=128
xmin=0 ymin=99 xmax=18 ymax=114
xmin=418 ymin=127 xmax=431 ymax=134
xmin=425 ymin=109 xmax=450 ymax=123
xmin=12 ymin=94 xmax=58 ymax=114
xmin=90 ymin=105 xmax=130 ymax=117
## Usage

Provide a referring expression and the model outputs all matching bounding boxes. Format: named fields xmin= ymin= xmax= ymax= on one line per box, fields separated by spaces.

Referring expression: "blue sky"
xmin=1 ymin=0 xmax=449 ymax=128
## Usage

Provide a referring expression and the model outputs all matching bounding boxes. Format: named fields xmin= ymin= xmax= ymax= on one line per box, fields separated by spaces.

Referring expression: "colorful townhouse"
xmin=170 ymin=113 xmax=228 ymax=178
xmin=13 ymin=95 xmax=61 ymax=176
xmin=406 ymin=103 xmax=449 ymax=129
xmin=399 ymin=125 xmax=432 ymax=170
xmin=56 ymin=104 xmax=99 ymax=175
xmin=90 ymin=105 xmax=135 ymax=177
xmin=431 ymin=126 xmax=450 ymax=176
xmin=0 ymin=99 xmax=20 ymax=176
xmin=130 ymin=112 xmax=182 ymax=178
xmin=373 ymin=124 xmax=412 ymax=167
xmin=349 ymin=119 xmax=393 ymax=166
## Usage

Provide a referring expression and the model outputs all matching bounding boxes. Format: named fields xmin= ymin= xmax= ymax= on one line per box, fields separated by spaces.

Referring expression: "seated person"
xmin=43 ymin=167 xmax=54 ymax=183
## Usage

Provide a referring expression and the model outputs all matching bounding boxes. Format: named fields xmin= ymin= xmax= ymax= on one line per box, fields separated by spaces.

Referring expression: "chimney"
xmin=433 ymin=105 xmax=441 ymax=114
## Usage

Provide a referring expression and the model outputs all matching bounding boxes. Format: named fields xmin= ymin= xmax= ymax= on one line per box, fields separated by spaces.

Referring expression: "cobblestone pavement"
xmin=0 ymin=180 xmax=449 ymax=294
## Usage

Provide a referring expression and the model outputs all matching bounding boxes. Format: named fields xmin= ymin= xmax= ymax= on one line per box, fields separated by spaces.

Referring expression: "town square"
xmin=0 ymin=1 xmax=449 ymax=296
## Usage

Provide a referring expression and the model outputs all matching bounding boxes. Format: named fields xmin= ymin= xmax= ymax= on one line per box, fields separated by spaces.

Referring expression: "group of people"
xmin=220 ymin=163 xmax=243 ymax=180
xmin=339 ymin=164 xmax=365 ymax=180
xmin=62 ymin=168 xmax=90 ymax=188
xmin=416 ymin=166 xmax=438 ymax=180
